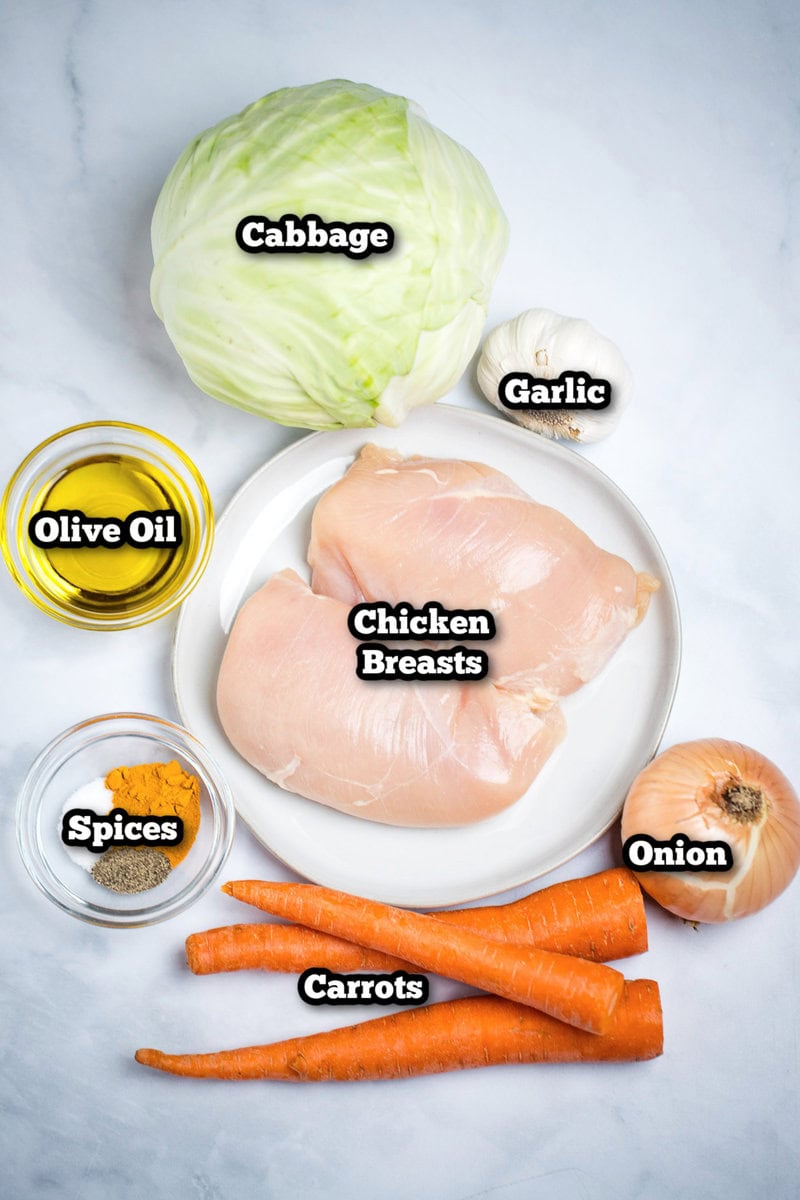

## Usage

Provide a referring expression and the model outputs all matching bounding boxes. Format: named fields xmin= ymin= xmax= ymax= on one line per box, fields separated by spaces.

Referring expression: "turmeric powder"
xmin=105 ymin=760 xmax=201 ymax=868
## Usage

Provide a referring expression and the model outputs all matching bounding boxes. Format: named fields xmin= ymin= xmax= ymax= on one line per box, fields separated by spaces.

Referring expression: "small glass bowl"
xmin=0 ymin=421 xmax=214 ymax=630
xmin=17 ymin=713 xmax=235 ymax=927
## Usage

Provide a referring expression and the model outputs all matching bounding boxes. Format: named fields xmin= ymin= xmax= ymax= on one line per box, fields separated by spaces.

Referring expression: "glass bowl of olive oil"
xmin=1 ymin=422 xmax=213 ymax=630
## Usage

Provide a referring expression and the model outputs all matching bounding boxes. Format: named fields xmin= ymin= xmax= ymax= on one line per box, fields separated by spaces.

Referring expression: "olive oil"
xmin=25 ymin=454 xmax=193 ymax=619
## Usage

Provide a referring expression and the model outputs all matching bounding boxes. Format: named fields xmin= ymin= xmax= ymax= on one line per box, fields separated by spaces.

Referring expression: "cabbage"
xmin=151 ymin=80 xmax=508 ymax=430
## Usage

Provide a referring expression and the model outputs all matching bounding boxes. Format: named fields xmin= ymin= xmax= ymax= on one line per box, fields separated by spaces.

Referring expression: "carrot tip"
xmin=221 ymin=882 xmax=235 ymax=895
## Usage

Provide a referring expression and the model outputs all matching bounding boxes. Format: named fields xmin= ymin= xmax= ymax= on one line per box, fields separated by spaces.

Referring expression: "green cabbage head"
xmin=151 ymin=80 xmax=509 ymax=430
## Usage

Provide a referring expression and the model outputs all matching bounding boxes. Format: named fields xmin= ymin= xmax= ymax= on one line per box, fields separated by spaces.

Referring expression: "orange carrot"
xmin=221 ymin=881 xmax=625 ymax=1034
xmin=187 ymin=869 xmax=646 ymax=975
xmin=135 ymin=979 xmax=662 ymax=1080
xmin=186 ymin=924 xmax=410 ymax=975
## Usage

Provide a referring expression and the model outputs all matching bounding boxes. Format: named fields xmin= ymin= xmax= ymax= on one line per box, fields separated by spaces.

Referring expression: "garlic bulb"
xmin=477 ymin=308 xmax=632 ymax=442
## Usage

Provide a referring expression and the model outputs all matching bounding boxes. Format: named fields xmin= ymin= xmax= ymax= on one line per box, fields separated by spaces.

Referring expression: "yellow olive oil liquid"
xmin=26 ymin=455 xmax=192 ymax=618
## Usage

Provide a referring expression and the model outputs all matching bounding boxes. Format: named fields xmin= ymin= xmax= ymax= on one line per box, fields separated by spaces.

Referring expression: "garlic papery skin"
xmin=620 ymin=740 xmax=800 ymax=923
xmin=477 ymin=308 xmax=633 ymax=442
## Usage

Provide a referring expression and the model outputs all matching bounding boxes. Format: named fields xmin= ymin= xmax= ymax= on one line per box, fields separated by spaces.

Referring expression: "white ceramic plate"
xmin=172 ymin=405 xmax=680 ymax=907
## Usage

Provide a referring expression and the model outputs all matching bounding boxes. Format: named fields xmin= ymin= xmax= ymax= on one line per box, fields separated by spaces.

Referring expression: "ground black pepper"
xmin=91 ymin=846 xmax=172 ymax=894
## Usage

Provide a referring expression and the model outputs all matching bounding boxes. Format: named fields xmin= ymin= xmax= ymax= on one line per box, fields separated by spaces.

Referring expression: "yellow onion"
xmin=621 ymin=739 xmax=800 ymax=922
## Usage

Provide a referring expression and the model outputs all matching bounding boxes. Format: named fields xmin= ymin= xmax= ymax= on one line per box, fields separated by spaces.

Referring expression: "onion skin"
xmin=621 ymin=740 xmax=800 ymax=923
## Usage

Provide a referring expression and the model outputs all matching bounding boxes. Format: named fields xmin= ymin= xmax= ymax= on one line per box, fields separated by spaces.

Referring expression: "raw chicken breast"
xmin=217 ymin=569 xmax=565 ymax=827
xmin=309 ymin=445 xmax=656 ymax=703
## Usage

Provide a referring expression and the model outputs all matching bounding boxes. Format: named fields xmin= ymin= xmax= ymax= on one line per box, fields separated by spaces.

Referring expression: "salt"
xmin=61 ymin=778 xmax=113 ymax=871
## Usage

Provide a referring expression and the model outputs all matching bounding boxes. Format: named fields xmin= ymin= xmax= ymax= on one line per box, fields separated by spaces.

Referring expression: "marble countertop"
xmin=2 ymin=2 xmax=798 ymax=1197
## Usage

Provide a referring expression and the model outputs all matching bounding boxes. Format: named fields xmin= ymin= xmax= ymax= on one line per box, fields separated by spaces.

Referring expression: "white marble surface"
xmin=2 ymin=1 xmax=799 ymax=1196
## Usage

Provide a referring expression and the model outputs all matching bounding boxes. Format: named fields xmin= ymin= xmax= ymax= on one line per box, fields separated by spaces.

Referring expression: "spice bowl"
xmin=1 ymin=421 xmax=214 ymax=630
xmin=17 ymin=713 xmax=235 ymax=927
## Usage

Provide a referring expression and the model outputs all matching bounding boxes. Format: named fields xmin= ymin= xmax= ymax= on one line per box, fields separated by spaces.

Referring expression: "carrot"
xmin=135 ymin=979 xmax=662 ymax=1080
xmin=221 ymin=881 xmax=625 ymax=1034
xmin=187 ymin=868 xmax=646 ymax=975
xmin=186 ymin=924 xmax=411 ymax=975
